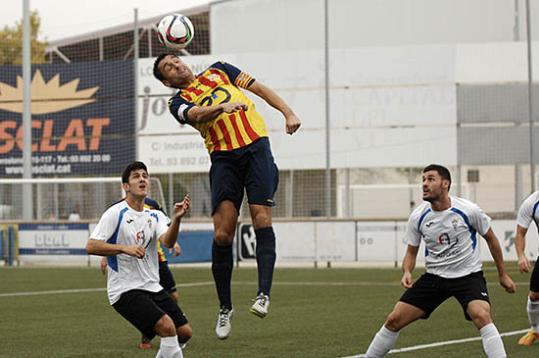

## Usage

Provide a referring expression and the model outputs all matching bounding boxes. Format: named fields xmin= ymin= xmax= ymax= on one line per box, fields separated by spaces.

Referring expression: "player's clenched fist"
xmin=124 ymin=245 xmax=145 ymax=259
xmin=401 ymin=272 xmax=413 ymax=288
xmin=285 ymin=113 xmax=301 ymax=135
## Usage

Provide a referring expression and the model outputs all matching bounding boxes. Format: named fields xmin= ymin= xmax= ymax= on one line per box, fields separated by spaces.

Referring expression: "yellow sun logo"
xmin=0 ymin=69 xmax=99 ymax=115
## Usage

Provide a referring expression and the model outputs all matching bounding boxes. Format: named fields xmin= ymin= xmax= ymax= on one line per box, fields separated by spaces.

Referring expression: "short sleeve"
xmin=168 ymin=95 xmax=195 ymax=124
xmin=517 ymin=193 xmax=538 ymax=229
xmin=211 ymin=61 xmax=256 ymax=89
xmin=90 ymin=209 xmax=117 ymax=242
xmin=405 ymin=213 xmax=422 ymax=247
xmin=468 ymin=203 xmax=491 ymax=236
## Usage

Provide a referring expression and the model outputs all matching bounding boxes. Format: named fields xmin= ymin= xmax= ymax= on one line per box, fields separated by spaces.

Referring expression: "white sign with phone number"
xmin=138 ymin=134 xmax=210 ymax=173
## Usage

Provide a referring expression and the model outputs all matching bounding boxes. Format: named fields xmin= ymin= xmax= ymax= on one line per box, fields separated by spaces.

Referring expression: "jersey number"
xmin=199 ymin=87 xmax=231 ymax=107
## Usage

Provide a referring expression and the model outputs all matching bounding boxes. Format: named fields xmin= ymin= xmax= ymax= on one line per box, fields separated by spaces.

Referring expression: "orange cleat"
xmin=138 ymin=335 xmax=152 ymax=349
xmin=518 ymin=331 xmax=539 ymax=346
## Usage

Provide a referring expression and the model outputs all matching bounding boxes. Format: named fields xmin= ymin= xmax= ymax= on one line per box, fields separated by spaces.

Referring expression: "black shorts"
xmin=530 ymin=260 xmax=539 ymax=292
xmin=399 ymin=271 xmax=490 ymax=321
xmin=209 ymin=137 xmax=279 ymax=215
xmin=112 ymin=289 xmax=188 ymax=339
xmin=159 ymin=261 xmax=177 ymax=294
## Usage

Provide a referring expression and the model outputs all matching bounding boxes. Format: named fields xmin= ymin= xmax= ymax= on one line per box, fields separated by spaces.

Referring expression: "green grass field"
xmin=0 ymin=264 xmax=537 ymax=357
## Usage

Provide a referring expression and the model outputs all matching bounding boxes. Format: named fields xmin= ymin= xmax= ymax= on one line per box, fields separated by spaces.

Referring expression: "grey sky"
xmin=1 ymin=0 xmax=209 ymax=41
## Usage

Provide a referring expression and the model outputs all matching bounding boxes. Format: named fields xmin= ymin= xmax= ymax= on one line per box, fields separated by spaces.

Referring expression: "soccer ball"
xmin=157 ymin=13 xmax=194 ymax=50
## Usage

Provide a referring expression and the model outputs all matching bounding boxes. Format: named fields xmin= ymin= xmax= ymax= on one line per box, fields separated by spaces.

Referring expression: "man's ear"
xmin=122 ymin=182 xmax=130 ymax=193
xmin=442 ymin=179 xmax=450 ymax=190
xmin=163 ymin=79 xmax=171 ymax=87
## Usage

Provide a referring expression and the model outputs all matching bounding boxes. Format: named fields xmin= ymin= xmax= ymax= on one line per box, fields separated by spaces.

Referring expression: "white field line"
xmin=235 ymin=281 xmax=530 ymax=287
xmin=0 ymin=280 xmax=530 ymax=297
xmin=341 ymin=329 xmax=530 ymax=358
xmin=0 ymin=281 xmax=214 ymax=298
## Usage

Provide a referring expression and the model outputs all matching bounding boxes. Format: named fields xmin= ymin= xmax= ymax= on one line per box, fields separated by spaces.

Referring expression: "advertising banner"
xmin=0 ymin=61 xmax=135 ymax=176
xmin=18 ymin=223 xmax=89 ymax=264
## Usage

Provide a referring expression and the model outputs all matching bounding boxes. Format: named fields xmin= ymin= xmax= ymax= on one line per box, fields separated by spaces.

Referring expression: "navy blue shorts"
xmin=209 ymin=137 xmax=279 ymax=215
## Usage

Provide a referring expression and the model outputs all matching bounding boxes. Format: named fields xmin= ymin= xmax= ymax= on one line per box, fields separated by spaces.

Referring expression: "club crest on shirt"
xmin=451 ymin=217 xmax=459 ymax=230
xmin=208 ymin=73 xmax=221 ymax=82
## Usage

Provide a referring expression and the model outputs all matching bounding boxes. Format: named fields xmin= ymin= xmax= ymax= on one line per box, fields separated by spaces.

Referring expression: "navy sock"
xmin=255 ymin=227 xmax=276 ymax=297
xmin=211 ymin=242 xmax=233 ymax=310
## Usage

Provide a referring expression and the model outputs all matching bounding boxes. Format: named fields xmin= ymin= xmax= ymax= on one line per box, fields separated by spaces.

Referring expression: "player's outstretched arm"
xmin=515 ymin=225 xmax=531 ymax=273
xmin=401 ymin=245 xmax=419 ymax=288
xmin=187 ymin=103 xmax=247 ymax=123
xmin=160 ymin=194 xmax=190 ymax=248
xmin=85 ymin=239 xmax=145 ymax=258
xmin=482 ymin=228 xmax=516 ymax=293
xmin=247 ymin=81 xmax=301 ymax=135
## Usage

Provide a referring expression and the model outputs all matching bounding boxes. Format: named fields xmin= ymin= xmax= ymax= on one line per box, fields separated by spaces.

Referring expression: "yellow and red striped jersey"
xmin=168 ymin=61 xmax=268 ymax=153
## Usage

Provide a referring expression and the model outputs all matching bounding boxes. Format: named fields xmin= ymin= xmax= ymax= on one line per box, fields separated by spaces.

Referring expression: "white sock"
xmin=364 ymin=325 xmax=399 ymax=358
xmin=480 ymin=323 xmax=506 ymax=358
xmin=527 ymin=297 xmax=539 ymax=332
xmin=156 ymin=336 xmax=183 ymax=358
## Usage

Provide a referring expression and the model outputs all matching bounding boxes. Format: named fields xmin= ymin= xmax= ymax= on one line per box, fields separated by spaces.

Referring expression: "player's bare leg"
xmin=176 ymin=324 xmax=192 ymax=345
xmin=467 ymin=300 xmax=507 ymax=357
xmin=365 ymin=302 xmax=424 ymax=357
xmin=154 ymin=314 xmax=183 ymax=358
xmin=248 ymin=204 xmax=275 ymax=318
xmin=519 ymin=291 xmax=539 ymax=346
xmin=212 ymin=200 xmax=238 ymax=339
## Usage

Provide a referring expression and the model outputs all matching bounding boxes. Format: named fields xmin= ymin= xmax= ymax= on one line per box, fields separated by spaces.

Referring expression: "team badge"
xmin=451 ymin=217 xmax=459 ymax=230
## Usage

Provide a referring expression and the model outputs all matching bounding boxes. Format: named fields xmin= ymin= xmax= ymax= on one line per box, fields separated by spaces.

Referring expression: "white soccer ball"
xmin=157 ymin=13 xmax=194 ymax=50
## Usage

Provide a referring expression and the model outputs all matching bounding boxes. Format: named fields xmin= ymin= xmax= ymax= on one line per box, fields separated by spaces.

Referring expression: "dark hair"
xmin=153 ymin=53 xmax=172 ymax=82
xmin=122 ymin=161 xmax=148 ymax=183
xmin=423 ymin=164 xmax=451 ymax=189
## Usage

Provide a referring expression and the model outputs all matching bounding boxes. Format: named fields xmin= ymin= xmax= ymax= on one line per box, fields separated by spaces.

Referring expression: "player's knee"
xmin=177 ymin=324 xmax=193 ymax=343
xmin=154 ymin=314 xmax=176 ymax=337
xmin=529 ymin=291 xmax=539 ymax=301
xmin=385 ymin=311 xmax=403 ymax=332
xmin=252 ymin=212 xmax=271 ymax=229
xmin=470 ymin=308 xmax=492 ymax=328
xmin=214 ymin=231 xmax=234 ymax=245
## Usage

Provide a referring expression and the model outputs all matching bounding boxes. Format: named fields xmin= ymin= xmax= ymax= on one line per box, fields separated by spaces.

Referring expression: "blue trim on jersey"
xmin=417 ymin=208 xmax=431 ymax=234
xmin=210 ymin=61 xmax=241 ymax=83
xmin=106 ymin=207 xmax=128 ymax=272
xmin=532 ymin=200 xmax=539 ymax=232
xmin=417 ymin=208 xmax=431 ymax=256
xmin=450 ymin=207 xmax=477 ymax=251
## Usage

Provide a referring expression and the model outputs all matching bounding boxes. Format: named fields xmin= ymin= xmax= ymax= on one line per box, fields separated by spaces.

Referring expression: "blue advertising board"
xmin=164 ymin=230 xmax=213 ymax=263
